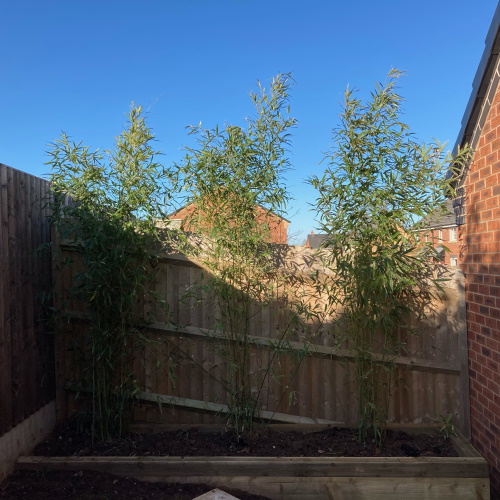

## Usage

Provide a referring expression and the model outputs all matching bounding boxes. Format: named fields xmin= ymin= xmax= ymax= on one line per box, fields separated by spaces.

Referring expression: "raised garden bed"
xmin=14 ymin=424 xmax=489 ymax=500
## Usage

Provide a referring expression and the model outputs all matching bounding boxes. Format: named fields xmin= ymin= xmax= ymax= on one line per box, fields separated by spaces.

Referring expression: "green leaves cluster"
xmin=178 ymin=74 xmax=299 ymax=436
xmin=179 ymin=74 xmax=294 ymax=248
xmin=309 ymin=69 xmax=470 ymax=444
xmin=46 ymin=70 xmax=469 ymax=444
xmin=48 ymin=105 xmax=178 ymax=441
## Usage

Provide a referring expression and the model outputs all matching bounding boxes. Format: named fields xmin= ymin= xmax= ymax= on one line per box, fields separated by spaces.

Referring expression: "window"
xmin=450 ymin=255 xmax=458 ymax=267
xmin=449 ymin=227 xmax=457 ymax=242
xmin=435 ymin=246 xmax=445 ymax=262
xmin=438 ymin=229 xmax=443 ymax=242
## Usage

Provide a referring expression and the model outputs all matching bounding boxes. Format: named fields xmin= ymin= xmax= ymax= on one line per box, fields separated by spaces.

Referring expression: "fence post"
xmin=456 ymin=268 xmax=471 ymax=439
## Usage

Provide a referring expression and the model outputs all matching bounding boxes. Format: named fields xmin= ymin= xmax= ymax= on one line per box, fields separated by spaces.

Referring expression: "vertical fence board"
xmin=0 ymin=164 xmax=55 ymax=437
xmin=55 ymin=237 xmax=466 ymax=430
xmin=0 ymin=165 xmax=12 ymax=435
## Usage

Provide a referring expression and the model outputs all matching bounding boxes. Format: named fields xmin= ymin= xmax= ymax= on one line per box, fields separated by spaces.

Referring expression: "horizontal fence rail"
xmin=54 ymin=238 xmax=469 ymax=432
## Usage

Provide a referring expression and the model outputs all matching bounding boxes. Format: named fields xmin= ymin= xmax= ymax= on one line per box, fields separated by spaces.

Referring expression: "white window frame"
xmin=449 ymin=227 xmax=457 ymax=242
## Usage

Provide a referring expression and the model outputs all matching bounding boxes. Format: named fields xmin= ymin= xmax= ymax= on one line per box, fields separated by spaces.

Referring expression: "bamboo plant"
xmin=47 ymin=105 xmax=178 ymax=441
xmin=178 ymin=74 xmax=312 ymax=436
xmin=310 ymin=69 xmax=470 ymax=445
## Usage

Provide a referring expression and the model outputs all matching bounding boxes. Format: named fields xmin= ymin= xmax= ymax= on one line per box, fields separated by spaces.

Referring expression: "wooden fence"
xmin=0 ymin=164 xmax=55 ymax=438
xmin=54 ymin=241 xmax=471 ymax=434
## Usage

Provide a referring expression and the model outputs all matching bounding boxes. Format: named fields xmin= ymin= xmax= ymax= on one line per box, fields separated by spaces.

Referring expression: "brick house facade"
xmin=169 ymin=203 xmax=289 ymax=245
xmin=416 ymin=200 xmax=461 ymax=266
xmin=453 ymin=4 xmax=500 ymax=496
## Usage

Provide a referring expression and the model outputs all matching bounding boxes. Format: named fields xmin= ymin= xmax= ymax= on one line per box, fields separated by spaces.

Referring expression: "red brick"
xmin=470 ymin=321 xmax=481 ymax=333
xmin=469 ymin=301 xmax=480 ymax=312
xmin=471 ymin=342 xmax=482 ymax=354
xmin=485 ymin=316 xmax=498 ymax=329
xmin=492 ymin=137 xmax=500 ymax=151
xmin=477 ymin=200 xmax=487 ymax=212
xmin=487 ymin=378 xmax=500 ymax=393
xmin=486 ymin=337 xmax=499 ymax=351
xmin=483 ymin=386 xmax=494 ymax=402
xmin=481 ymin=166 xmax=493 ymax=177
xmin=491 ymin=114 xmax=500 ymax=128
xmin=479 ymin=145 xmax=492 ymax=158
xmin=483 ymin=367 xmax=494 ymax=382
xmin=481 ymin=187 xmax=493 ymax=198
xmin=475 ymin=181 xmax=486 ymax=192
xmin=488 ymin=220 xmax=500 ymax=230
xmin=487 ymin=359 xmax=499 ymax=373
xmin=489 ymin=302 xmax=500 ymax=314
xmin=485 ymin=296 xmax=496 ymax=306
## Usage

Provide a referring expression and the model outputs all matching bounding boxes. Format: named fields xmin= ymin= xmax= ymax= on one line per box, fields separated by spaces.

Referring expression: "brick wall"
xmin=170 ymin=203 xmax=288 ymax=244
xmin=419 ymin=227 xmax=460 ymax=266
xmin=460 ymin=84 xmax=500 ymax=498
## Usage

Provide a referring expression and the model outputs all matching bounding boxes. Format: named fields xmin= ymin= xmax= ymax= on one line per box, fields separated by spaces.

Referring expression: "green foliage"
xmin=178 ymin=74 xmax=308 ymax=436
xmin=433 ymin=412 xmax=457 ymax=439
xmin=47 ymin=105 xmax=178 ymax=441
xmin=309 ymin=69 xmax=470 ymax=445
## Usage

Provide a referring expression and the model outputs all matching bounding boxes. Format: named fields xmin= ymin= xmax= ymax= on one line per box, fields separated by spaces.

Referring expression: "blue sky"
xmin=1 ymin=0 xmax=498 ymax=243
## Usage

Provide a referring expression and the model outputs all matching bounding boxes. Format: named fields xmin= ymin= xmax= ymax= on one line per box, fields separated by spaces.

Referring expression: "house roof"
xmin=304 ymin=232 xmax=329 ymax=249
xmin=452 ymin=3 xmax=500 ymax=163
xmin=416 ymin=200 xmax=456 ymax=230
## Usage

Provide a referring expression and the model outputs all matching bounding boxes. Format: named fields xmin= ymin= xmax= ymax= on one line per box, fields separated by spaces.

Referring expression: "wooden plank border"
xmin=16 ymin=455 xmax=488 ymax=479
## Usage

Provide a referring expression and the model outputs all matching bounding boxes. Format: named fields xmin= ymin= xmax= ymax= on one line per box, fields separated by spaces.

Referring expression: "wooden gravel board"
xmin=128 ymin=423 xmax=439 ymax=434
xmin=135 ymin=476 xmax=489 ymax=500
xmin=450 ymin=433 xmax=484 ymax=458
xmin=16 ymin=456 xmax=489 ymax=478
xmin=323 ymin=477 xmax=490 ymax=500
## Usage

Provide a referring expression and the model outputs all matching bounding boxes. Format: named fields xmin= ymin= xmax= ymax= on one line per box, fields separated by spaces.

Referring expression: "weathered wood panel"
xmin=15 ymin=455 xmax=489 ymax=478
xmin=0 ymin=164 xmax=55 ymax=438
xmin=55 ymin=240 xmax=468 ymax=432
xmin=16 ymin=432 xmax=490 ymax=500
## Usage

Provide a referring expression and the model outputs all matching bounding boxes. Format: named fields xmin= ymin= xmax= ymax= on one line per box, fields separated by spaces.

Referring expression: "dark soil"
xmin=33 ymin=419 xmax=457 ymax=458
xmin=0 ymin=419 xmax=458 ymax=499
xmin=0 ymin=470 xmax=270 ymax=500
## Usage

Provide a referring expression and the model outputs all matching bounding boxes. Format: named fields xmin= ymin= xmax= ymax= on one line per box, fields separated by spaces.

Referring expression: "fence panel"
xmin=55 ymin=239 xmax=467 ymax=431
xmin=0 ymin=164 xmax=54 ymax=438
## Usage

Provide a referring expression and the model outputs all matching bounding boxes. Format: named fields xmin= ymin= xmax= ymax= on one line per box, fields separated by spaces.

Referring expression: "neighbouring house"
xmin=169 ymin=203 xmax=290 ymax=245
xmin=415 ymin=199 xmax=460 ymax=266
xmin=451 ymin=3 xmax=500 ymax=497
xmin=303 ymin=231 xmax=329 ymax=249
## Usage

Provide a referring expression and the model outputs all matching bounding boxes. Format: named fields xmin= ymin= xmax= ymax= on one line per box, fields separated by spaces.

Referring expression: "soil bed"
xmin=0 ymin=470 xmax=270 ymax=500
xmin=2 ymin=419 xmax=471 ymax=500
xmin=33 ymin=418 xmax=457 ymax=458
